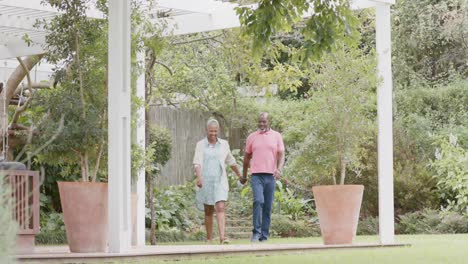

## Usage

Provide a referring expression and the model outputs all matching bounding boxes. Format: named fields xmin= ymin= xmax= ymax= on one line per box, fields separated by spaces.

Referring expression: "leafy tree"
xmin=284 ymin=46 xmax=377 ymax=186
xmin=395 ymin=79 xmax=468 ymax=157
xmin=392 ymin=0 xmax=468 ymax=87
xmin=30 ymin=0 xmax=108 ymax=182
xmin=236 ymin=0 xmax=359 ymax=60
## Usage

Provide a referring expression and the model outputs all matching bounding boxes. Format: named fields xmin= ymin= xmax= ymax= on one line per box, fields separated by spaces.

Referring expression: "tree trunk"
xmin=0 ymin=55 xmax=44 ymax=159
xmin=339 ymin=158 xmax=347 ymax=185
xmin=80 ymin=152 xmax=90 ymax=182
xmin=145 ymin=48 xmax=157 ymax=245
xmin=91 ymin=141 xmax=104 ymax=182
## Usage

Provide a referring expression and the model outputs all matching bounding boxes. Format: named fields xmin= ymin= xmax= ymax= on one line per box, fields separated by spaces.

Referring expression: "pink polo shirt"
xmin=245 ymin=129 xmax=285 ymax=174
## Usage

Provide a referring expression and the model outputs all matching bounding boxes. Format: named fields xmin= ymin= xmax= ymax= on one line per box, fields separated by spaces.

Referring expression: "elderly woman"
xmin=193 ymin=119 xmax=243 ymax=244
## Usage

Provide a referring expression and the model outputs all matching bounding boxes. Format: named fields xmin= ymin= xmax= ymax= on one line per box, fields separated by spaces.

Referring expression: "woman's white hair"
xmin=206 ymin=118 xmax=219 ymax=128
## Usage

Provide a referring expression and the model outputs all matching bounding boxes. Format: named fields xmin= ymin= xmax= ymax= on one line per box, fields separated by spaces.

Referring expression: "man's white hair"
xmin=206 ymin=118 xmax=219 ymax=128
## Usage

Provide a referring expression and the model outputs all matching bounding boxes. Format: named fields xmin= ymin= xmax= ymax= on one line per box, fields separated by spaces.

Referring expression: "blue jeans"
xmin=251 ymin=173 xmax=276 ymax=241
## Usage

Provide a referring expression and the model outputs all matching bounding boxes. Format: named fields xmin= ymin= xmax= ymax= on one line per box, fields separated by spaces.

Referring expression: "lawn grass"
xmin=134 ymin=234 xmax=468 ymax=264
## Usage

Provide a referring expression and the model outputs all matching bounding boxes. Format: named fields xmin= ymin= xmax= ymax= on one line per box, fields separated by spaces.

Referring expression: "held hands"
xmin=239 ymin=175 xmax=247 ymax=185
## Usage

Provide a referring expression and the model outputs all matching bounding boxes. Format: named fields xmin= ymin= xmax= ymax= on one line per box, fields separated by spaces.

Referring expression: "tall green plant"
xmin=146 ymin=125 xmax=172 ymax=245
xmin=285 ymin=46 xmax=377 ymax=186
xmin=31 ymin=0 xmax=108 ymax=182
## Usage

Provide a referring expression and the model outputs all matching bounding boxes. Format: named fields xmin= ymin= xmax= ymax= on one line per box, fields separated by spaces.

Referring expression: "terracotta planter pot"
xmin=58 ymin=181 xmax=108 ymax=253
xmin=312 ymin=185 xmax=364 ymax=245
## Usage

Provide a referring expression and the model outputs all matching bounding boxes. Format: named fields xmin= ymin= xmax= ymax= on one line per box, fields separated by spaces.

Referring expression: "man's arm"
xmin=274 ymin=150 xmax=285 ymax=180
xmin=242 ymin=152 xmax=252 ymax=183
xmin=275 ymin=133 xmax=286 ymax=180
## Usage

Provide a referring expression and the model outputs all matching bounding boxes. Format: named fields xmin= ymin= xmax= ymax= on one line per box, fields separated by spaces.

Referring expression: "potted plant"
xmin=29 ymin=0 xmax=109 ymax=253
xmin=286 ymin=47 xmax=377 ymax=244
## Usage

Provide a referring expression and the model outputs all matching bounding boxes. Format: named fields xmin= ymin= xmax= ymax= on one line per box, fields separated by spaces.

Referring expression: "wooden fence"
xmin=148 ymin=106 xmax=246 ymax=186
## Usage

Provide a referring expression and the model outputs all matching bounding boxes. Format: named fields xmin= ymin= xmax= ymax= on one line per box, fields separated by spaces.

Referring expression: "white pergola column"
xmin=135 ymin=51 xmax=146 ymax=247
xmin=108 ymin=0 xmax=132 ymax=253
xmin=375 ymin=2 xmax=395 ymax=244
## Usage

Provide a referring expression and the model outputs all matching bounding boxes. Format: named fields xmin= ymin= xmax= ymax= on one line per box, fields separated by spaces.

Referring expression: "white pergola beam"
xmin=371 ymin=0 xmax=395 ymax=4
xmin=0 ymin=0 xmax=59 ymax=13
xmin=108 ymin=0 xmax=132 ymax=253
xmin=0 ymin=14 xmax=48 ymax=33
xmin=0 ymin=0 xmax=103 ymax=18
xmin=0 ymin=37 xmax=45 ymax=59
xmin=157 ymin=0 xmax=230 ymax=14
xmin=160 ymin=9 xmax=240 ymax=36
xmin=376 ymin=2 xmax=395 ymax=244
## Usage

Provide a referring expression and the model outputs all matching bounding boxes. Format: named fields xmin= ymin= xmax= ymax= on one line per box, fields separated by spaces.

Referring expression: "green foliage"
xmin=0 ymin=179 xmax=16 ymax=263
xmin=146 ymin=125 xmax=172 ymax=175
xmin=274 ymin=180 xmax=314 ymax=220
xmin=437 ymin=211 xmax=468 ymax=234
xmin=30 ymin=86 xmax=105 ymax=163
xmin=40 ymin=211 xmax=65 ymax=233
xmin=269 ymin=214 xmax=320 ymax=238
xmin=147 ymin=230 xmax=205 ymax=243
xmin=396 ymin=79 xmax=468 ymax=148
xmin=153 ymin=30 xmax=256 ymax=130
xmin=356 ymin=216 xmax=379 ymax=236
xmin=31 ymin=0 xmax=108 ymax=182
xmin=36 ymin=230 xmax=68 ymax=245
xmin=431 ymin=135 xmax=468 ymax=214
xmin=147 ymin=184 xmax=202 ymax=231
xmin=396 ymin=209 xmax=468 ymax=234
xmin=393 ymin=0 xmax=468 ymax=86
xmin=284 ymin=46 xmax=377 ymax=185
xmin=236 ymin=0 xmax=359 ymax=60
xmin=36 ymin=211 xmax=67 ymax=245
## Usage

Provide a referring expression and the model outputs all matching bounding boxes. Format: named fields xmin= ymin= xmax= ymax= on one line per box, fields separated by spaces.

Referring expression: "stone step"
xmin=226 ymin=220 xmax=251 ymax=226
xmin=226 ymin=226 xmax=251 ymax=232
xmin=227 ymin=231 xmax=251 ymax=239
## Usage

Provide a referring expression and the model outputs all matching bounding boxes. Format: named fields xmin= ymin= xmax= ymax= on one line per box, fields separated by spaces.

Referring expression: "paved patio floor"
xmin=17 ymin=242 xmax=408 ymax=263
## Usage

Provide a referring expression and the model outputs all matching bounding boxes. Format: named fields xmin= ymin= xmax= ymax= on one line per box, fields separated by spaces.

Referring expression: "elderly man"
xmin=242 ymin=112 xmax=285 ymax=242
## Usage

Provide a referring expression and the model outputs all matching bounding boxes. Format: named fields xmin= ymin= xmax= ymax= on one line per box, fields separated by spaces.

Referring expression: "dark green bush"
xmin=396 ymin=209 xmax=468 ymax=234
xmin=36 ymin=230 xmax=67 ymax=245
xmin=37 ymin=211 xmax=67 ymax=245
xmin=145 ymin=229 xmax=205 ymax=243
xmin=397 ymin=209 xmax=440 ymax=234
xmin=437 ymin=212 xmax=468 ymax=234
xmin=270 ymin=214 xmax=320 ymax=238
xmin=357 ymin=216 xmax=379 ymax=235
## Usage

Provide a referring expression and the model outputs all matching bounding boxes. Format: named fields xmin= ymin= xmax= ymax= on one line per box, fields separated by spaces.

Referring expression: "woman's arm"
xmin=194 ymin=165 xmax=202 ymax=188
xmin=193 ymin=142 xmax=203 ymax=187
